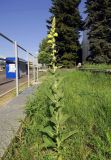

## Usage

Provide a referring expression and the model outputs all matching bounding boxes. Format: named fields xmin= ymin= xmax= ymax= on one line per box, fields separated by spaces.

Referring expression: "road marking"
xmin=0 ymin=81 xmax=28 ymax=98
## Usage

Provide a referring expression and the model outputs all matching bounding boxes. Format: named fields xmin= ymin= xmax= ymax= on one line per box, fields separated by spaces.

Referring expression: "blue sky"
xmin=79 ymin=0 xmax=87 ymax=20
xmin=0 ymin=0 xmax=86 ymax=58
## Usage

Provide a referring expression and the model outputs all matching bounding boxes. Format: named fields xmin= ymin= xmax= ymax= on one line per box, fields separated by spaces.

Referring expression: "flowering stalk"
xmin=39 ymin=17 xmax=76 ymax=160
xmin=47 ymin=17 xmax=58 ymax=74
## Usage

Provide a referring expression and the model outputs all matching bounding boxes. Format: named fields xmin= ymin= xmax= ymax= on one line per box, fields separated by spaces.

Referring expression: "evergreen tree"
xmin=38 ymin=37 xmax=51 ymax=65
xmin=47 ymin=0 xmax=82 ymax=67
xmin=85 ymin=0 xmax=111 ymax=63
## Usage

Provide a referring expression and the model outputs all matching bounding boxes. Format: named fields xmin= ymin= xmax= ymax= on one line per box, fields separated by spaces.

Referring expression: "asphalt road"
xmin=0 ymin=71 xmax=33 ymax=95
xmin=0 ymin=71 xmax=6 ymax=84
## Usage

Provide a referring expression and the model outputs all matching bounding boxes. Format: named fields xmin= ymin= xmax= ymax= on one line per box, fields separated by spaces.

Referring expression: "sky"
xmin=79 ymin=0 xmax=87 ymax=20
xmin=0 ymin=0 xmax=86 ymax=59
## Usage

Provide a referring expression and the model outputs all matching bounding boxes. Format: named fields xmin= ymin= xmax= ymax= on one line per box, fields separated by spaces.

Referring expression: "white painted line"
xmin=0 ymin=81 xmax=28 ymax=98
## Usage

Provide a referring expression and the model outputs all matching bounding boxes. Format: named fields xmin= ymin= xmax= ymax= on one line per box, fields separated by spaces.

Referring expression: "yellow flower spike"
xmin=58 ymin=155 xmax=63 ymax=160
xmin=48 ymin=34 xmax=53 ymax=39
xmin=54 ymin=33 xmax=58 ymax=37
xmin=48 ymin=40 xmax=53 ymax=44
xmin=53 ymin=50 xmax=57 ymax=53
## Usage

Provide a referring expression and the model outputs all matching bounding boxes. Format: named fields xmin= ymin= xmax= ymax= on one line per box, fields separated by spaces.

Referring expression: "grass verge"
xmin=3 ymin=70 xmax=111 ymax=160
xmin=82 ymin=63 xmax=111 ymax=70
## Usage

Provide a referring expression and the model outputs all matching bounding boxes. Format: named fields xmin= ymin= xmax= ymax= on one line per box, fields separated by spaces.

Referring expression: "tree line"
xmin=38 ymin=0 xmax=111 ymax=67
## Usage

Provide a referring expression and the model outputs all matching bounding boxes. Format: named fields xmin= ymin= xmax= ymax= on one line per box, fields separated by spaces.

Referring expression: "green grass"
xmin=82 ymin=63 xmax=111 ymax=70
xmin=4 ymin=70 xmax=111 ymax=160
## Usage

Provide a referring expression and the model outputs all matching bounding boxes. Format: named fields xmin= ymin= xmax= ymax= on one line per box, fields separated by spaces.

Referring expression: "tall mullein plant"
xmin=40 ymin=17 xmax=76 ymax=160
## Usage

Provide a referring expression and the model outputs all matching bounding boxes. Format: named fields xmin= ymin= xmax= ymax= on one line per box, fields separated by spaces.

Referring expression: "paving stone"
xmin=0 ymin=86 xmax=36 ymax=158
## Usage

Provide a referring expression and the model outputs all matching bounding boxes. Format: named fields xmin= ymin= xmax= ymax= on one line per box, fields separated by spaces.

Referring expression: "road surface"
xmin=0 ymin=71 xmax=33 ymax=95
xmin=0 ymin=71 xmax=7 ymax=84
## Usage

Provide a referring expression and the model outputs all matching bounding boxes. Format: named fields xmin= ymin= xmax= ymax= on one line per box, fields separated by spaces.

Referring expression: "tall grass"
xmin=83 ymin=63 xmax=111 ymax=70
xmin=4 ymin=70 xmax=111 ymax=160
xmin=61 ymin=71 xmax=111 ymax=159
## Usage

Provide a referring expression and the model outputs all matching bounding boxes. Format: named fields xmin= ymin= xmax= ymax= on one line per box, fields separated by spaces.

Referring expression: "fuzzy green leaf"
xmin=48 ymin=95 xmax=56 ymax=104
xmin=50 ymin=115 xmax=57 ymax=125
xmin=61 ymin=131 xmax=77 ymax=143
xmin=58 ymin=155 xmax=63 ymax=160
xmin=43 ymin=135 xmax=56 ymax=148
xmin=49 ymin=105 xmax=54 ymax=115
xmin=59 ymin=114 xmax=70 ymax=126
xmin=40 ymin=126 xmax=55 ymax=139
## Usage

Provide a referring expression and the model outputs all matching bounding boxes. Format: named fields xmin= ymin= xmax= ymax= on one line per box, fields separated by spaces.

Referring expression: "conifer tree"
xmin=38 ymin=37 xmax=51 ymax=65
xmin=85 ymin=0 xmax=111 ymax=63
xmin=47 ymin=0 xmax=82 ymax=67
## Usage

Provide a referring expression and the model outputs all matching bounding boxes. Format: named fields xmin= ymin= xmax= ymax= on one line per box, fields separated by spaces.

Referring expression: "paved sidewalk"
xmin=0 ymin=86 xmax=36 ymax=158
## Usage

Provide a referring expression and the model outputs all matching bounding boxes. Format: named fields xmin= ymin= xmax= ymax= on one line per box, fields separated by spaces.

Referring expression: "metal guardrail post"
xmin=27 ymin=52 xmax=30 ymax=87
xmin=14 ymin=41 xmax=19 ymax=96
xmin=37 ymin=57 xmax=39 ymax=82
xmin=33 ymin=56 xmax=36 ymax=82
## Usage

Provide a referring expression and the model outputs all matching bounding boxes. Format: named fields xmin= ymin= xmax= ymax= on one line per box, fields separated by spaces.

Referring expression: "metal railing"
xmin=0 ymin=32 xmax=39 ymax=96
